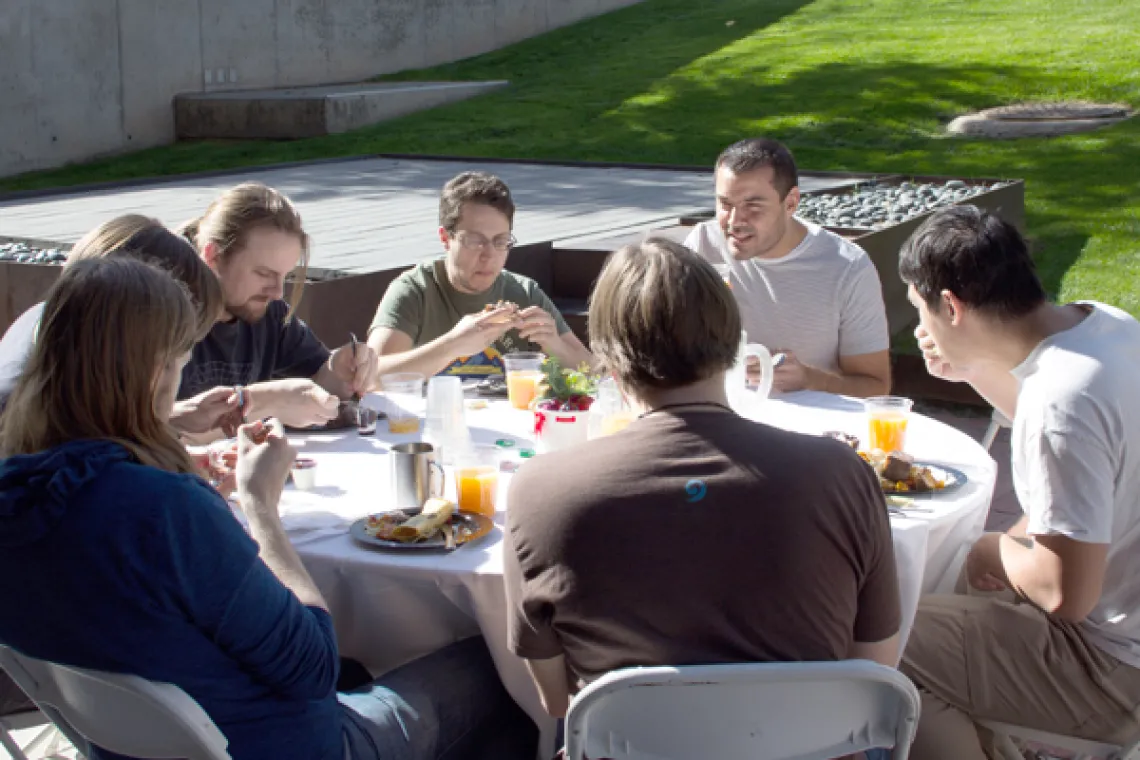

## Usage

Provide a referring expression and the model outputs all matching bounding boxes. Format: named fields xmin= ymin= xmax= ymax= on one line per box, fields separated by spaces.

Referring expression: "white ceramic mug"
xmin=726 ymin=334 xmax=774 ymax=414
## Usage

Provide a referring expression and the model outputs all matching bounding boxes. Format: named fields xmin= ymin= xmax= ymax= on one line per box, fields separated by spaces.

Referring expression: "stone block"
xmin=175 ymin=81 xmax=509 ymax=139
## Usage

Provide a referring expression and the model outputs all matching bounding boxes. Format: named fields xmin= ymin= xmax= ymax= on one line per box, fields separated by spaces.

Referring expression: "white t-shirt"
xmin=1012 ymin=302 xmax=1140 ymax=668
xmin=683 ymin=220 xmax=889 ymax=372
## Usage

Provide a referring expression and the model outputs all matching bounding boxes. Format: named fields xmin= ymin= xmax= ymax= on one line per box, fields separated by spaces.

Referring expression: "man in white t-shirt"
xmin=683 ymin=138 xmax=891 ymax=397
xmin=897 ymin=205 xmax=1140 ymax=760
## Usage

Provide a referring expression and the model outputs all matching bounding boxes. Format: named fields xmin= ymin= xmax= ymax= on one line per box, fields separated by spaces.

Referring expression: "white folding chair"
xmin=982 ymin=408 xmax=1012 ymax=451
xmin=565 ymin=660 xmax=920 ymax=760
xmin=980 ymin=719 xmax=1140 ymax=760
xmin=0 ymin=644 xmax=230 ymax=760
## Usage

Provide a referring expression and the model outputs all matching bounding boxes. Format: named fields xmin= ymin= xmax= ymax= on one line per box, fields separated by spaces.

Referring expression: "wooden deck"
xmin=0 ymin=156 xmax=864 ymax=274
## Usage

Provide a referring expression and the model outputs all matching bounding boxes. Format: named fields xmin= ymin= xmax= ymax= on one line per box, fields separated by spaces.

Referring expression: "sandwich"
xmin=392 ymin=498 xmax=456 ymax=541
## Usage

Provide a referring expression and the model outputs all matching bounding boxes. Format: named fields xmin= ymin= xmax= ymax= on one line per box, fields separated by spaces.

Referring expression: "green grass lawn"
xmin=3 ymin=0 xmax=1138 ymax=315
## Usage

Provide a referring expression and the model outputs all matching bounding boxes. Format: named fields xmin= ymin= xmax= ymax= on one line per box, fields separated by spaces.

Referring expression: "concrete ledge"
xmin=174 ymin=81 xmax=510 ymax=140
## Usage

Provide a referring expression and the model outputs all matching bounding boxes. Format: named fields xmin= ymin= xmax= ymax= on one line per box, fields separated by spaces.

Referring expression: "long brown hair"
xmin=187 ymin=182 xmax=310 ymax=318
xmin=0 ymin=258 xmax=200 ymax=474
xmin=69 ymin=214 xmax=223 ymax=337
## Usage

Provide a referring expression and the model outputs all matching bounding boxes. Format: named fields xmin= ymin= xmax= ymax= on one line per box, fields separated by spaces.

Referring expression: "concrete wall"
xmin=0 ymin=0 xmax=643 ymax=178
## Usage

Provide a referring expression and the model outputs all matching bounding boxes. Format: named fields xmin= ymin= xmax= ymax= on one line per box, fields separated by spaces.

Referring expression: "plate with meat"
xmin=859 ymin=449 xmax=967 ymax=496
xmin=349 ymin=498 xmax=494 ymax=551
xmin=821 ymin=431 xmax=967 ymax=496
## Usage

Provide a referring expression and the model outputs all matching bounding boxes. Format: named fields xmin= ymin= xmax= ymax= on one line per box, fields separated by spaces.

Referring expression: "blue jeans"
xmin=338 ymin=636 xmax=537 ymax=760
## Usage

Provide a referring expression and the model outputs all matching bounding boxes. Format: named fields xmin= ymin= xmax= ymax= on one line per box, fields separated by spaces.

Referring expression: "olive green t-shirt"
xmin=369 ymin=259 xmax=571 ymax=379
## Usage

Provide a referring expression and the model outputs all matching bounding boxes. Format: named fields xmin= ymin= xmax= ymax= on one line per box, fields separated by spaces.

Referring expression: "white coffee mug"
xmin=726 ymin=335 xmax=774 ymax=414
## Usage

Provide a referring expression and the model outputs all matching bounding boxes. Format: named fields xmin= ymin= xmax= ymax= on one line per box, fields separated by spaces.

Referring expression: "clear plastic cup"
xmin=588 ymin=377 xmax=634 ymax=439
xmin=380 ymin=372 xmax=425 ymax=434
xmin=864 ymin=396 xmax=914 ymax=453
xmin=502 ymin=352 xmax=545 ymax=410
xmin=424 ymin=376 xmax=469 ymax=464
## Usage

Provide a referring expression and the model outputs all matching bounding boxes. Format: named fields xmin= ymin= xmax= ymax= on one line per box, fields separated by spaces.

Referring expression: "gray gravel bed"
xmin=0 ymin=242 xmax=68 ymax=264
xmin=798 ymin=180 xmax=1013 ymax=230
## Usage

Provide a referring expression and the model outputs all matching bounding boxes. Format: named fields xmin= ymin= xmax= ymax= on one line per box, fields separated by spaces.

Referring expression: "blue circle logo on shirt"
xmin=685 ymin=479 xmax=708 ymax=503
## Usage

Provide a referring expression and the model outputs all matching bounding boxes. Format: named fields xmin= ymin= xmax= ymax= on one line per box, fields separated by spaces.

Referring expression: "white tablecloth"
xmin=280 ymin=391 xmax=996 ymax=754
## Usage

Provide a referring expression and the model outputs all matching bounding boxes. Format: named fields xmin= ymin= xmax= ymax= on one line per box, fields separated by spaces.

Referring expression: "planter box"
xmin=0 ymin=236 xmax=67 ymax=333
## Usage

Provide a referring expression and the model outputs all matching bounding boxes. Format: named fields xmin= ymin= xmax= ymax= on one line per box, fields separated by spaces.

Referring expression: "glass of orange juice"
xmin=502 ymin=352 xmax=545 ymax=410
xmin=589 ymin=377 xmax=635 ymax=439
xmin=865 ymin=396 xmax=914 ymax=453
xmin=380 ymin=372 xmax=425 ymax=434
xmin=454 ymin=446 xmax=500 ymax=517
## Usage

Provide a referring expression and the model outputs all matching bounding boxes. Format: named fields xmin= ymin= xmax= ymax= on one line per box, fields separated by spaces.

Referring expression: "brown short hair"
xmin=189 ymin=183 xmax=310 ymax=319
xmin=68 ymin=214 xmax=221 ymax=341
xmin=716 ymin=138 xmax=799 ymax=199
xmin=588 ymin=237 xmax=741 ymax=395
xmin=439 ymin=172 xmax=516 ymax=233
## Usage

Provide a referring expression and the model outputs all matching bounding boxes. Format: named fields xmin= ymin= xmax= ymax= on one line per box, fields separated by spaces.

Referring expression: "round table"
xmin=278 ymin=390 xmax=997 ymax=756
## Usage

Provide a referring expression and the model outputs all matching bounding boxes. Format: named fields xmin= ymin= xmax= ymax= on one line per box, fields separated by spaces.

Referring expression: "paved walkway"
xmin=0 ymin=158 xmax=863 ymax=274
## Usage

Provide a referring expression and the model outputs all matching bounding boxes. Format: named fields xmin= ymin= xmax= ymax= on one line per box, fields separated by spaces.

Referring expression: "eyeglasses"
xmin=453 ymin=231 xmax=517 ymax=253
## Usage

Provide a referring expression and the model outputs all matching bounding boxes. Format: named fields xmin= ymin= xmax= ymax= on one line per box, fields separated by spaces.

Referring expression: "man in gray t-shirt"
xmin=684 ymin=138 xmax=891 ymax=398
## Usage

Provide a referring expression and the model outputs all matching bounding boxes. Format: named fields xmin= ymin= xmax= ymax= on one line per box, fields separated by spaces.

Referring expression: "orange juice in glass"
xmin=865 ymin=396 xmax=914 ymax=453
xmin=600 ymin=411 xmax=636 ymax=436
xmin=502 ymin=352 xmax=545 ymax=410
xmin=455 ymin=447 xmax=500 ymax=517
xmin=380 ymin=372 xmax=425 ymax=435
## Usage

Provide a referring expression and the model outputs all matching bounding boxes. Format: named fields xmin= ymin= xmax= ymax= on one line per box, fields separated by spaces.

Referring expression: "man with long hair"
xmin=179 ymin=183 xmax=378 ymax=431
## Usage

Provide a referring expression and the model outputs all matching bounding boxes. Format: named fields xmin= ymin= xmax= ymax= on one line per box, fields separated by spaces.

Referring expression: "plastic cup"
xmin=424 ymin=376 xmax=469 ymax=463
xmin=292 ymin=458 xmax=317 ymax=491
xmin=865 ymin=396 xmax=914 ymax=453
xmin=381 ymin=372 xmax=425 ymax=434
xmin=588 ymin=377 xmax=635 ymax=439
xmin=502 ymin=352 xmax=545 ymax=410
xmin=454 ymin=445 xmax=500 ymax=517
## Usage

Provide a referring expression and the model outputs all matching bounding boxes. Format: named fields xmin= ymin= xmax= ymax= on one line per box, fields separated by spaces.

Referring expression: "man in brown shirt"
xmin=504 ymin=237 xmax=901 ymax=719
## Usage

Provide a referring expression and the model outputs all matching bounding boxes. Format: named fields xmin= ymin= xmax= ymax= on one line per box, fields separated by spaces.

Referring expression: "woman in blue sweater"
xmin=0 ymin=257 xmax=534 ymax=759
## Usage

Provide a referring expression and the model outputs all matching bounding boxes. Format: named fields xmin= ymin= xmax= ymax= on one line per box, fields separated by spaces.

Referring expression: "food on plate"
xmin=820 ymin=432 xmax=950 ymax=493
xmin=531 ymin=357 xmax=597 ymax=412
xmin=857 ymin=448 xmax=947 ymax=493
xmin=363 ymin=499 xmax=486 ymax=545
xmin=392 ymin=498 xmax=455 ymax=540
xmin=880 ymin=450 xmax=914 ymax=482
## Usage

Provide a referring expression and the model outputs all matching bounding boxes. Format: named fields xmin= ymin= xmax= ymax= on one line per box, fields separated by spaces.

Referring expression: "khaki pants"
xmin=900 ymin=589 xmax=1140 ymax=760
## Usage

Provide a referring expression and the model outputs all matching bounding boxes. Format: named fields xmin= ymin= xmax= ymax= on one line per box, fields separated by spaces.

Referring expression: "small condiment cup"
xmin=292 ymin=458 xmax=318 ymax=491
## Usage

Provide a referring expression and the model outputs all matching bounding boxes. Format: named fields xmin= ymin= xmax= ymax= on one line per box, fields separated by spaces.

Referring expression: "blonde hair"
xmin=588 ymin=237 xmax=741 ymax=395
xmin=0 ymin=258 xmax=200 ymax=474
xmin=188 ymin=183 xmax=310 ymax=318
xmin=68 ymin=214 xmax=222 ymax=338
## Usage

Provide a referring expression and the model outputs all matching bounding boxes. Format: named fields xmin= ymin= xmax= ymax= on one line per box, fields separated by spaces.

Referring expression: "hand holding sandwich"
xmin=445 ymin=303 xmax=519 ymax=357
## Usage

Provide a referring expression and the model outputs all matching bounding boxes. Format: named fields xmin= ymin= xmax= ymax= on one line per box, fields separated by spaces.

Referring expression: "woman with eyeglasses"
xmin=368 ymin=171 xmax=593 ymax=380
